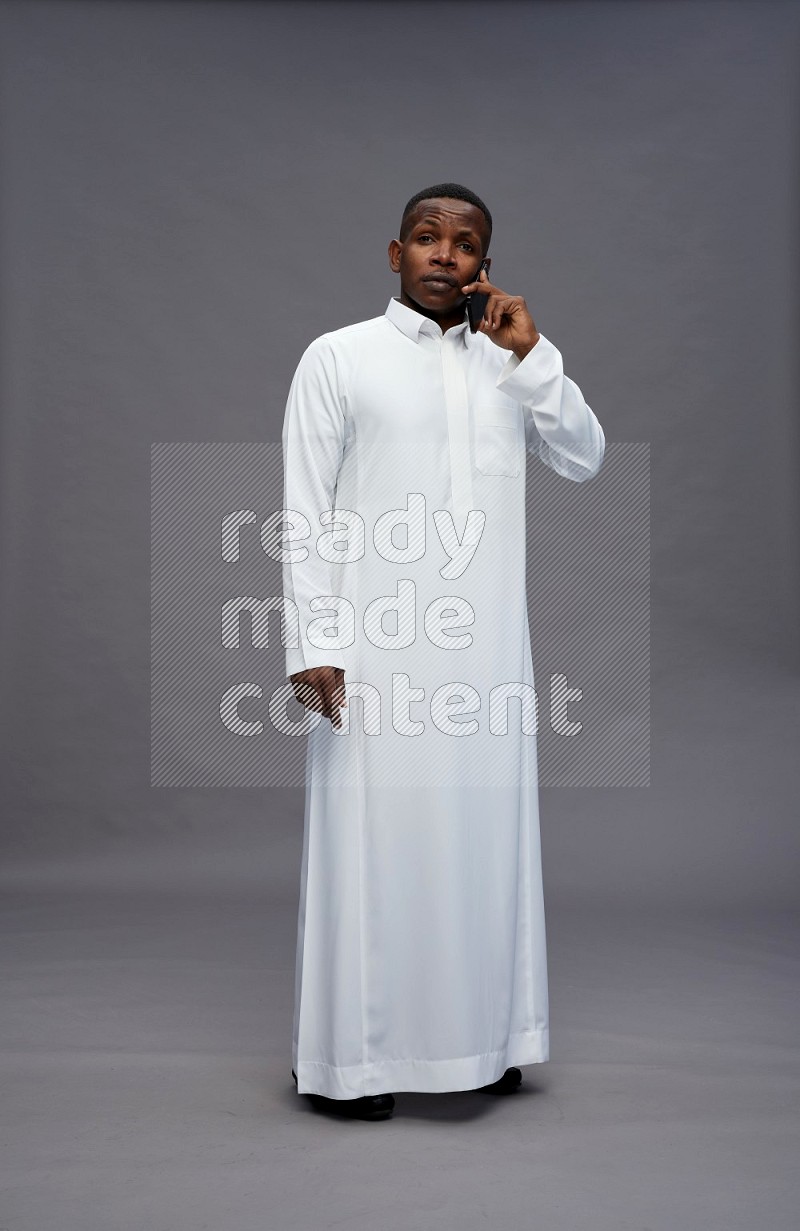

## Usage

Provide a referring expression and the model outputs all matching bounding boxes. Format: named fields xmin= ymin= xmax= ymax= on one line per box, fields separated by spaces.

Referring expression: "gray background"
xmin=1 ymin=1 xmax=798 ymax=1228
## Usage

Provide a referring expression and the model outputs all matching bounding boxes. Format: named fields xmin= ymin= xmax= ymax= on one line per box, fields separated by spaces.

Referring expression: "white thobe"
xmin=282 ymin=295 xmax=605 ymax=1097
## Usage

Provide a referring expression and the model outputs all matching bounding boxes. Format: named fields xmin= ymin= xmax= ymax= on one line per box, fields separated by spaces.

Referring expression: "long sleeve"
xmin=281 ymin=335 xmax=348 ymax=678
xmin=495 ymin=333 xmax=605 ymax=482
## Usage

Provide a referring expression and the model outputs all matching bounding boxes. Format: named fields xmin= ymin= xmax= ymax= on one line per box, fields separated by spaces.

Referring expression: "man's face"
xmin=388 ymin=198 xmax=490 ymax=321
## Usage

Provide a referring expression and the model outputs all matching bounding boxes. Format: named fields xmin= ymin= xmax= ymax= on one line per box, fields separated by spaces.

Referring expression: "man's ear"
xmin=388 ymin=239 xmax=401 ymax=272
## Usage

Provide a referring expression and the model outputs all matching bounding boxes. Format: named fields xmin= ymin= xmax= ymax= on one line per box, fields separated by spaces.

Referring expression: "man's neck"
xmin=397 ymin=291 xmax=466 ymax=334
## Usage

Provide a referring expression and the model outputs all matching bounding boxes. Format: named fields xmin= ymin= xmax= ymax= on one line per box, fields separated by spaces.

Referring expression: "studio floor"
xmin=1 ymin=880 xmax=796 ymax=1230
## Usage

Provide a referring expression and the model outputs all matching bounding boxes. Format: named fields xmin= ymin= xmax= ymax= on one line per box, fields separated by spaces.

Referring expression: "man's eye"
xmin=416 ymin=234 xmax=473 ymax=251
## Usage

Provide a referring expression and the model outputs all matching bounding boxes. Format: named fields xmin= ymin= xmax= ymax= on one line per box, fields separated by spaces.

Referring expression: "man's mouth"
xmin=422 ymin=274 xmax=457 ymax=287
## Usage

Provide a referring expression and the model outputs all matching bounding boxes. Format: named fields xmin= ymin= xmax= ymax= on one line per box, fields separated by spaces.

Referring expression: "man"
xmin=281 ymin=183 xmax=605 ymax=1120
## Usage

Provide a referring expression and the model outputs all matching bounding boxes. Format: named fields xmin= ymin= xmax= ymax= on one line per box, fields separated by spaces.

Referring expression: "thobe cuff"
xmin=286 ymin=642 xmax=347 ymax=678
xmin=495 ymin=332 xmax=560 ymax=401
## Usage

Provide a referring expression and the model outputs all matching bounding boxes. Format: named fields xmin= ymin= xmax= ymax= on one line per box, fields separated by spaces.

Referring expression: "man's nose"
xmin=431 ymin=245 xmax=457 ymax=265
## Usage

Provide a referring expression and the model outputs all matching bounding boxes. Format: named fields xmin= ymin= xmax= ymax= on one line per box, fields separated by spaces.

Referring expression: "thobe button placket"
xmin=439 ymin=331 xmax=474 ymax=532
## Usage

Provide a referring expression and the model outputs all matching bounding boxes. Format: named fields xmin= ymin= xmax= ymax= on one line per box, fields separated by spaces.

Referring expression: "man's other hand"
xmin=289 ymin=665 xmax=348 ymax=730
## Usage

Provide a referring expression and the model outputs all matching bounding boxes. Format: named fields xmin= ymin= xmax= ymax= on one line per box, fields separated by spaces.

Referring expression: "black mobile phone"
xmin=466 ymin=259 xmax=491 ymax=333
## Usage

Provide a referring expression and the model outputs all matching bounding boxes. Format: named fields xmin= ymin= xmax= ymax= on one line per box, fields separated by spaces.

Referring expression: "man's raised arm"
xmin=460 ymin=270 xmax=605 ymax=484
xmin=495 ymin=336 xmax=605 ymax=483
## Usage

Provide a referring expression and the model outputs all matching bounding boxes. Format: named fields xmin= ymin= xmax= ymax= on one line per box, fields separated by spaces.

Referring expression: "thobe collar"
xmin=385 ymin=295 xmax=475 ymax=350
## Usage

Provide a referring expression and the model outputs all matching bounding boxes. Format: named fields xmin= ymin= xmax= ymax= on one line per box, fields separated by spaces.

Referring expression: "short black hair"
xmin=399 ymin=182 xmax=492 ymax=254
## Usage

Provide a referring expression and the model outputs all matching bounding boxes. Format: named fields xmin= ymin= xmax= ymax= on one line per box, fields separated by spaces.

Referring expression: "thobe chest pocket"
xmin=473 ymin=404 xmax=523 ymax=477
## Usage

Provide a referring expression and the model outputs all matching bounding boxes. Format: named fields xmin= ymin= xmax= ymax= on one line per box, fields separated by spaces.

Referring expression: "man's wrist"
xmin=512 ymin=332 xmax=540 ymax=362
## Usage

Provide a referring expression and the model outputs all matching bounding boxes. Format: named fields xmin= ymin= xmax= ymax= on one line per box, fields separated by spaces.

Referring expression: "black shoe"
xmin=477 ymin=1066 xmax=522 ymax=1094
xmin=291 ymin=1069 xmax=395 ymax=1120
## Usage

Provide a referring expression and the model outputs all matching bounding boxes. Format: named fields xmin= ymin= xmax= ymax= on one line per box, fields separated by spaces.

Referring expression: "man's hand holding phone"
xmin=289 ymin=666 xmax=348 ymax=729
xmin=463 ymin=267 xmax=541 ymax=361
